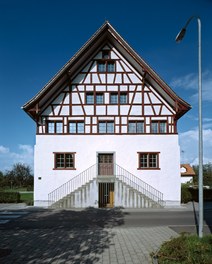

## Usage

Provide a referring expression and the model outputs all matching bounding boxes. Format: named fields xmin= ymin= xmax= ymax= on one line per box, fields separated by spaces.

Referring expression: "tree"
xmin=193 ymin=163 xmax=212 ymax=187
xmin=0 ymin=171 xmax=5 ymax=189
xmin=5 ymin=163 xmax=33 ymax=188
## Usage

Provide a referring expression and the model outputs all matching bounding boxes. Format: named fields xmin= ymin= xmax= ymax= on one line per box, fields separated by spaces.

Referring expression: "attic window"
xmin=97 ymin=61 xmax=115 ymax=72
xmin=102 ymin=50 xmax=110 ymax=59
xmin=98 ymin=62 xmax=106 ymax=72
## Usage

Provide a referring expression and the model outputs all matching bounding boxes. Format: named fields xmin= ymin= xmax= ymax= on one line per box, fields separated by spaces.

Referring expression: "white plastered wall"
xmin=34 ymin=134 xmax=181 ymax=207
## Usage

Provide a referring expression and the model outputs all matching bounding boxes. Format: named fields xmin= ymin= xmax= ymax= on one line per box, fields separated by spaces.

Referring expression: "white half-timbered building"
xmin=23 ymin=22 xmax=191 ymax=208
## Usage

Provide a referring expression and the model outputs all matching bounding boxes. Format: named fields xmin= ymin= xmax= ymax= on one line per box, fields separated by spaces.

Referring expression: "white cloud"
xmin=0 ymin=144 xmax=34 ymax=172
xmin=171 ymin=73 xmax=197 ymax=90
xmin=179 ymin=128 xmax=212 ymax=165
xmin=0 ymin=145 xmax=9 ymax=154
xmin=171 ymin=71 xmax=212 ymax=102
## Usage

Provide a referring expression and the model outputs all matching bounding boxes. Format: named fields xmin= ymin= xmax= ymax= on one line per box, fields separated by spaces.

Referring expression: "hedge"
xmin=0 ymin=192 xmax=21 ymax=203
xmin=188 ymin=188 xmax=212 ymax=202
xmin=181 ymin=186 xmax=212 ymax=203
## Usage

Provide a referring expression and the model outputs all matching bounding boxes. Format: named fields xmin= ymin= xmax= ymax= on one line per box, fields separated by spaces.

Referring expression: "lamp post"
xmin=175 ymin=16 xmax=203 ymax=238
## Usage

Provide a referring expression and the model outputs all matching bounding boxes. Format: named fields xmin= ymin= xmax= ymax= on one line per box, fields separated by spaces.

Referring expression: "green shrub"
xmin=181 ymin=184 xmax=192 ymax=203
xmin=188 ymin=188 xmax=212 ymax=202
xmin=0 ymin=192 xmax=21 ymax=203
xmin=152 ymin=233 xmax=212 ymax=264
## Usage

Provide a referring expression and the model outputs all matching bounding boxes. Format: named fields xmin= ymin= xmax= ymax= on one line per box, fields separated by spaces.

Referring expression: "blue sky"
xmin=0 ymin=0 xmax=211 ymax=171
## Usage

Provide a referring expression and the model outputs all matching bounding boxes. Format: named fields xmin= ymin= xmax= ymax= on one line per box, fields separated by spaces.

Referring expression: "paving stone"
xmin=0 ymin=213 xmax=178 ymax=264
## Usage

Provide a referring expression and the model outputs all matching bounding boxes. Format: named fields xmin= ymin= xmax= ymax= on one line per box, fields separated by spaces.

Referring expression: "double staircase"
xmin=48 ymin=164 xmax=164 ymax=209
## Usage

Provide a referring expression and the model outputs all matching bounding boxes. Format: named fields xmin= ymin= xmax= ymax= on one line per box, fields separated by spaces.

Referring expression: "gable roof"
xmin=180 ymin=164 xmax=196 ymax=177
xmin=22 ymin=21 xmax=191 ymax=121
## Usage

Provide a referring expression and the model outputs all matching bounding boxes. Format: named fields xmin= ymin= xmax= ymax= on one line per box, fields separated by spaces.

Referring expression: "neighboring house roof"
xmin=22 ymin=21 xmax=191 ymax=121
xmin=180 ymin=164 xmax=196 ymax=177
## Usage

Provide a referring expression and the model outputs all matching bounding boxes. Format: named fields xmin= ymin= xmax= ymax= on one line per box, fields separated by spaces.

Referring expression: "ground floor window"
xmin=138 ymin=152 xmax=160 ymax=169
xmin=54 ymin=152 xmax=76 ymax=170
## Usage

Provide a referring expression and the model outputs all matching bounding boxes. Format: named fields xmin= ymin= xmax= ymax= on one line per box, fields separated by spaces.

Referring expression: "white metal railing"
xmin=48 ymin=164 xmax=96 ymax=206
xmin=115 ymin=164 xmax=163 ymax=205
xmin=48 ymin=163 xmax=164 ymax=207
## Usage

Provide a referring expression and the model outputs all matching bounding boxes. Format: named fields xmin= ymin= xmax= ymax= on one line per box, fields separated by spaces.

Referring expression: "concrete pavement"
xmin=0 ymin=202 xmax=211 ymax=264
xmin=0 ymin=225 xmax=177 ymax=263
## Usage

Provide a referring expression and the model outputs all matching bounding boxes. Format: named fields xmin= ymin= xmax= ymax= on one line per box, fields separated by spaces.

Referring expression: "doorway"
xmin=98 ymin=153 xmax=114 ymax=176
xmin=98 ymin=182 xmax=114 ymax=208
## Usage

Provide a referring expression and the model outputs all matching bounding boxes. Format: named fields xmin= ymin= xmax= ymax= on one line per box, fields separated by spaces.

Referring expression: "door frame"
xmin=96 ymin=151 xmax=116 ymax=176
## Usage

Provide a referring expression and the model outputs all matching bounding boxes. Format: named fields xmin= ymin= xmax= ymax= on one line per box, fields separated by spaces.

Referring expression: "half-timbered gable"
xmin=36 ymin=44 xmax=179 ymax=136
xmin=23 ymin=22 xmax=191 ymax=208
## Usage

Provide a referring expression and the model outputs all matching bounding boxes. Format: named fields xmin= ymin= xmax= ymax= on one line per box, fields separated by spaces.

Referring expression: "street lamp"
xmin=175 ymin=16 xmax=203 ymax=238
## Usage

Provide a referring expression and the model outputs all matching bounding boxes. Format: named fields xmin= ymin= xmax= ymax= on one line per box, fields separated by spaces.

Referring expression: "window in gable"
xmin=128 ymin=121 xmax=144 ymax=133
xmin=120 ymin=92 xmax=127 ymax=104
xmin=96 ymin=93 xmax=104 ymax=104
xmin=107 ymin=61 xmax=115 ymax=72
xmin=98 ymin=121 xmax=114 ymax=133
xmin=102 ymin=50 xmax=110 ymax=59
xmin=97 ymin=60 xmax=115 ymax=72
xmin=151 ymin=121 xmax=167 ymax=134
xmin=69 ymin=121 xmax=84 ymax=134
xmin=110 ymin=93 xmax=118 ymax=104
xmin=98 ymin=62 xmax=106 ymax=72
xmin=86 ymin=92 xmax=94 ymax=104
xmin=47 ymin=121 xmax=63 ymax=134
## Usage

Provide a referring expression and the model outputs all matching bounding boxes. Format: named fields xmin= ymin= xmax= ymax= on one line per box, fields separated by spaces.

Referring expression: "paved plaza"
xmin=1 ymin=203 xmax=211 ymax=264
xmin=0 ymin=225 xmax=177 ymax=264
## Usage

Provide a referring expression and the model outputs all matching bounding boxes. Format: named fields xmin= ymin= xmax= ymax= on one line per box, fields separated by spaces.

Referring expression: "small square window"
xmin=98 ymin=62 xmax=106 ymax=72
xmin=47 ymin=121 xmax=63 ymax=134
xmin=48 ymin=122 xmax=55 ymax=133
xmin=128 ymin=121 xmax=144 ymax=133
xmin=128 ymin=122 xmax=136 ymax=133
xmin=110 ymin=93 xmax=118 ymax=104
xmin=151 ymin=121 xmax=167 ymax=133
xmin=69 ymin=122 xmax=76 ymax=133
xmin=96 ymin=93 xmax=104 ymax=104
xmin=86 ymin=93 xmax=94 ymax=104
xmin=77 ymin=122 xmax=84 ymax=133
xmin=151 ymin=122 xmax=158 ymax=133
xmin=98 ymin=121 xmax=114 ymax=133
xmin=69 ymin=122 xmax=84 ymax=134
xmin=120 ymin=93 xmax=127 ymax=104
xmin=137 ymin=122 xmax=144 ymax=133
xmin=160 ymin=122 xmax=167 ymax=133
xmin=99 ymin=122 xmax=107 ymax=133
xmin=107 ymin=122 xmax=114 ymax=133
xmin=56 ymin=122 xmax=63 ymax=133
xmin=102 ymin=50 xmax=110 ymax=59
xmin=107 ymin=62 xmax=115 ymax=72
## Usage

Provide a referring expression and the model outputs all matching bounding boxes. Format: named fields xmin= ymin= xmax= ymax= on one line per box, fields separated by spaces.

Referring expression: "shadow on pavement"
xmin=0 ymin=207 xmax=126 ymax=263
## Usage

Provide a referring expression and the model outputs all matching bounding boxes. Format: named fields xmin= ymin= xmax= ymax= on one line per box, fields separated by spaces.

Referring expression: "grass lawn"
xmin=20 ymin=192 xmax=33 ymax=202
xmin=1 ymin=188 xmax=26 ymax=192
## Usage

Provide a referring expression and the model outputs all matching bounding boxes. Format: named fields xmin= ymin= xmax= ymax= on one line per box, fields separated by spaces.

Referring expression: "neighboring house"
xmin=180 ymin=164 xmax=195 ymax=184
xmin=22 ymin=22 xmax=191 ymax=208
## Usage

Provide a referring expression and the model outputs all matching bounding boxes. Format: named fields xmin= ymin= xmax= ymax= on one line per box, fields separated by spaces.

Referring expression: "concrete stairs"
xmin=50 ymin=177 xmax=163 ymax=209
xmin=115 ymin=177 xmax=163 ymax=208
xmin=50 ymin=178 xmax=98 ymax=209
